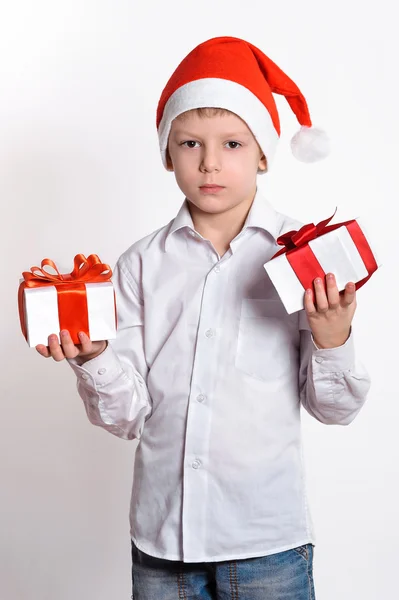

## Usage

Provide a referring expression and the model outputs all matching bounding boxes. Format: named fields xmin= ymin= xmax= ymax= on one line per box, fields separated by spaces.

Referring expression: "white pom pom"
xmin=291 ymin=126 xmax=331 ymax=163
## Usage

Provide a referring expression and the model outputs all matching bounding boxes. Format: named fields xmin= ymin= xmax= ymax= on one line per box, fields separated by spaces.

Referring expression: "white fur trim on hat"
xmin=158 ymin=78 xmax=279 ymax=172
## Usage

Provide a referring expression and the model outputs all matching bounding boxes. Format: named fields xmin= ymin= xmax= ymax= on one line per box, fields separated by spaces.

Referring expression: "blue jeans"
xmin=131 ymin=541 xmax=316 ymax=599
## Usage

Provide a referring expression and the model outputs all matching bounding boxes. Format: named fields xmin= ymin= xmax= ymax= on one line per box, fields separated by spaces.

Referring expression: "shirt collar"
xmin=164 ymin=188 xmax=282 ymax=252
xmin=241 ymin=188 xmax=281 ymax=241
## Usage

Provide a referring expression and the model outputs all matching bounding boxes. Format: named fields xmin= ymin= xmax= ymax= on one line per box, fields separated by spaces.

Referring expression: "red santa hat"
xmin=156 ymin=36 xmax=330 ymax=172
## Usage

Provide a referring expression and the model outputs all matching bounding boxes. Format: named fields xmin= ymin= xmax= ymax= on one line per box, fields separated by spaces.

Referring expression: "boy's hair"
xmin=174 ymin=107 xmax=232 ymax=121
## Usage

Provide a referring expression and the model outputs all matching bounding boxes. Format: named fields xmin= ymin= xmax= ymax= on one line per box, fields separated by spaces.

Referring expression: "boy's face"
xmin=167 ymin=110 xmax=267 ymax=216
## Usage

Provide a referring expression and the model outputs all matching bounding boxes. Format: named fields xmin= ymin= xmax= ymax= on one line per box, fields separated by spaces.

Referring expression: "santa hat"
xmin=156 ymin=36 xmax=330 ymax=172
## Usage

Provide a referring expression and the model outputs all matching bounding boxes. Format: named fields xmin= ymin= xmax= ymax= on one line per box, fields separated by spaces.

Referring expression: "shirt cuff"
xmin=67 ymin=343 xmax=124 ymax=388
xmin=311 ymin=329 xmax=355 ymax=373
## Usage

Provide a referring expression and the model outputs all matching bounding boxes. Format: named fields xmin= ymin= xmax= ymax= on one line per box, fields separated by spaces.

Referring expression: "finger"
xmin=36 ymin=344 xmax=51 ymax=358
xmin=325 ymin=273 xmax=340 ymax=309
xmin=304 ymin=288 xmax=317 ymax=315
xmin=341 ymin=282 xmax=356 ymax=307
xmin=77 ymin=331 xmax=94 ymax=354
xmin=313 ymin=277 xmax=329 ymax=313
xmin=48 ymin=334 xmax=66 ymax=362
xmin=59 ymin=330 xmax=80 ymax=359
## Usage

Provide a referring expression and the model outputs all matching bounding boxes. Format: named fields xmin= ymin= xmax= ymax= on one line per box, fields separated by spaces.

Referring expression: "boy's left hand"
xmin=304 ymin=273 xmax=357 ymax=349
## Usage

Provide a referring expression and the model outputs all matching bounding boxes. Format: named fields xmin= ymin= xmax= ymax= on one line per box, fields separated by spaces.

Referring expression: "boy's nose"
xmin=199 ymin=150 xmax=221 ymax=173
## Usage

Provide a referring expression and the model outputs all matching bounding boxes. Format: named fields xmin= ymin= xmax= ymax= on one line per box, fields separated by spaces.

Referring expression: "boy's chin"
xmin=186 ymin=196 xmax=232 ymax=215
xmin=186 ymin=190 xmax=255 ymax=214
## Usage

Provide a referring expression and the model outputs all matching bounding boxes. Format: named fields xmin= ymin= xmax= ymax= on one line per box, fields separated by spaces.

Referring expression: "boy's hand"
xmin=36 ymin=331 xmax=107 ymax=363
xmin=304 ymin=273 xmax=357 ymax=349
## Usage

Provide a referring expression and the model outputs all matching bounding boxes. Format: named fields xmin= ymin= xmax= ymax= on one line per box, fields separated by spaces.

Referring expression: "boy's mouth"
xmin=199 ymin=184 xmax=225 ymax=194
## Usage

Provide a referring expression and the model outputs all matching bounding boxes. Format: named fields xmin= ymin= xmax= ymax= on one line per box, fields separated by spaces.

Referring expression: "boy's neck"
xmin=188 ymin=191 xmax=256 ymax=257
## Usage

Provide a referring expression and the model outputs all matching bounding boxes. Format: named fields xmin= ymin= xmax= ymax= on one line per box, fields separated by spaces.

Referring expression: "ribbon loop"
xmin=275 ymin=208 xmax=339 ymax=257
xmin=22 ymin=254 xmax=112 ymax=288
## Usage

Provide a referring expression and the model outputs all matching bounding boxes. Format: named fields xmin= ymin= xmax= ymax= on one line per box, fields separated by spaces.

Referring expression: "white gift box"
xmin=21 ymin=281 xmax=117 ymax=347
xmin=264 ymin=218 xmax=380 ymax=314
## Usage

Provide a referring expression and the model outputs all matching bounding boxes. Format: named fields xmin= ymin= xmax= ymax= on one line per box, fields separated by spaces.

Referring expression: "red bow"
xmin=274 ymin=210 xmax=339 ymax=257
xmin=21 ymin=253 xmax=112 ymax=287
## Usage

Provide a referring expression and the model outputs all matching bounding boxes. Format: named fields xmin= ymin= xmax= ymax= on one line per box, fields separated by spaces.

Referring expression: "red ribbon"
xmin=273 ymin=210 xmax=378 ymax=292
xmin=18 ymin=254 xmax=113 ymax=345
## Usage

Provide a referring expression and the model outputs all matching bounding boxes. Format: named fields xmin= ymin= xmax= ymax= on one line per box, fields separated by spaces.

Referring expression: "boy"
xmin=36 ymin=37 xmax=370 ymax=599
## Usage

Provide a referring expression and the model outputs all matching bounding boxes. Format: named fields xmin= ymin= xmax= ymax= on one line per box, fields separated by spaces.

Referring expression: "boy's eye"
xmin=225 ymin=141 xmax=241 ymax=149
xmin=181 ymin=141 xmax=200 ymax=148
xmin=180 ymin=141 xmax=242 ymax=149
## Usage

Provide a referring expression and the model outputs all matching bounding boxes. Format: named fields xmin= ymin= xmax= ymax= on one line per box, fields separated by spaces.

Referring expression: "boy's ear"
xmin=258 ymin=154 xmax=267 ymax=173
xmin=166 ymin=149 xmax=174 ymax=172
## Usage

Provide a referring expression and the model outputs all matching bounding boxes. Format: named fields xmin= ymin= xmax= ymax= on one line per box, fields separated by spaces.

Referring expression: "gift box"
xmin=18 ymin=254 xmax=117 ymax=347
xmin=264 ymin=211 xmax=380 ymax=314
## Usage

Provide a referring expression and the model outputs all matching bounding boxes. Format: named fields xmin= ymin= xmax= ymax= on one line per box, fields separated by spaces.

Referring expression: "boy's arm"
xmin=67 ymin=258 xmax=152 ymax=440
xmin=298 ymin=314 xmax=371 ymax=425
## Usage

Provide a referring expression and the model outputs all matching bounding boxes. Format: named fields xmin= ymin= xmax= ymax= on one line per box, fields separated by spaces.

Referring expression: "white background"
xmin=1 ymin=1 xmax=397 ymax=598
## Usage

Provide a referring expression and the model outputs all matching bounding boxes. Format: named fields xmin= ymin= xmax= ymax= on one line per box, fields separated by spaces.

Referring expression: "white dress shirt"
xmin=68 ymin=189 xmax=371 ymax=563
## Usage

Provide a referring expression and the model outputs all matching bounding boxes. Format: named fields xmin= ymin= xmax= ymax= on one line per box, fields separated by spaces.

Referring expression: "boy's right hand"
xmin=36 ymin=331 xmax=107 ymax=363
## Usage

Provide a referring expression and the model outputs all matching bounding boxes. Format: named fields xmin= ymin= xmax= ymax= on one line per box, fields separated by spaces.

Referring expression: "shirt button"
xmin=97 ymin=368 xmax=106 ymax=375
xmin=205 ymin=329 xmax=215 ymax=338
xmin=197 ymin=394 xmax=206 ymax=403
xmin=189 ymin=230 xmax=196 ymax=237
xmin=315 ymin=356 xmax=324 ymax=364
xmin=214 ymin=265 xmax=220 ymax=273
xmin=81 ymin=373 xmax=90 ymax=380
xmin=192 ymin=459 xmax=201 ymax=469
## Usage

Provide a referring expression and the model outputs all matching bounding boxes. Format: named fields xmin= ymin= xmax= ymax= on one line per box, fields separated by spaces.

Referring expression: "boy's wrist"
xmin=80 ymin=341 xmax=108 ymax=363
xmin=313 ymin=329 xmax=350 ymax=350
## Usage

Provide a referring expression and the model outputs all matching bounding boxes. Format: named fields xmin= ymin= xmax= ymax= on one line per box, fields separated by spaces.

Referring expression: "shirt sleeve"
xmin=297 ymin=310 xmax=371 ymax=425
xmin=67 ymin=257 xmax=152 ymax=440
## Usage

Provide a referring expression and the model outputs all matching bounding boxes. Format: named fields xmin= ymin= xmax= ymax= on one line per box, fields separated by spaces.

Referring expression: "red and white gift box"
xmin=18 ymin=254 xmax=117 ymax=347
xmin=264 ymin=212 xmax=380 ymax=314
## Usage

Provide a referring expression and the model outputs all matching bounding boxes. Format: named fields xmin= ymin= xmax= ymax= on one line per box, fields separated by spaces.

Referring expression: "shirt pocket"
xmin=235 ymin=298 xmax=297 ymax=382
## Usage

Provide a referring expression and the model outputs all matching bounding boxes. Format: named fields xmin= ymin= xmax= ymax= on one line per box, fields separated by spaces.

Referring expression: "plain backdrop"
xmin=1 ymin=1 xmax=397 ymax=599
